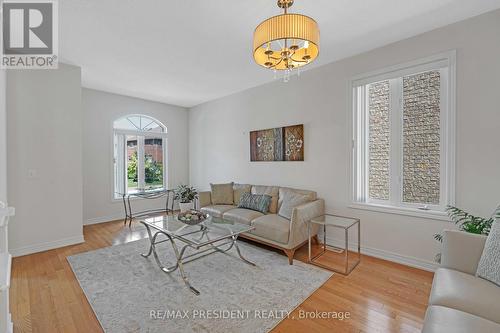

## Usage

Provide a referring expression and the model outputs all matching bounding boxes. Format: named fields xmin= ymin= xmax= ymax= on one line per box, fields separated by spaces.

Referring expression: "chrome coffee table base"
xmin=141 ymin=222 xmax=255 ymax=295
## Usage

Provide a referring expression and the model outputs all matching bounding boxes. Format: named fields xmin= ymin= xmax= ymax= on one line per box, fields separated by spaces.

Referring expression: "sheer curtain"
xmin=114 ymin=133 xmax=126 ymax=195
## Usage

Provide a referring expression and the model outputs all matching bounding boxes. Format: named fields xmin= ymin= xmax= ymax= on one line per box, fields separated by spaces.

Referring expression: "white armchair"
xmin=423 ymin=230 xmax=500 ymax=333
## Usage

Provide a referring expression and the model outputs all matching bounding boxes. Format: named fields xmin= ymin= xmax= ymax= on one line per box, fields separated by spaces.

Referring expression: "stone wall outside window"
xmin=402 ymin=71 xmax=441 ymax=204
xmin=367 ymin=71 xmax=441 ymax=204
xmin=368 ymin=80 xmax=390 ymax=200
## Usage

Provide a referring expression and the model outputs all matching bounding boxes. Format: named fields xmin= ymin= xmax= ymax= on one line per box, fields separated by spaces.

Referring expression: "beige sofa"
xmin=422 ymin=230 xmax=500 ymax=332
xmin=198 ymin=184 xmax=324 ymax=264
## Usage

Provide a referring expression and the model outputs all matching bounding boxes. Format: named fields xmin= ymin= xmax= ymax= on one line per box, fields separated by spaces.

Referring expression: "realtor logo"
xmin=1 ymin=0 xmax=58 ymax=69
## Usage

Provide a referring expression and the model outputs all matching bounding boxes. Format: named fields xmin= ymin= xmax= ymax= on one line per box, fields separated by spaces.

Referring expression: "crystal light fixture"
xmin=253 ymin=0 xmax=319 ymax=82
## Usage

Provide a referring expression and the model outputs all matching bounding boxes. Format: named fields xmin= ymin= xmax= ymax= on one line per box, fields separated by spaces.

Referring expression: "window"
xmin=113 ymin=115 xmax=167 ymax=198
xmin=351 ymin=52 xmax=455 ymax=217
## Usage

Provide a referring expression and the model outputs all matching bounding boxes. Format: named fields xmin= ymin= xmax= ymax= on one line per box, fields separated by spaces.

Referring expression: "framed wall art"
xmin=250 ymin=124 xmax=304 ymax=161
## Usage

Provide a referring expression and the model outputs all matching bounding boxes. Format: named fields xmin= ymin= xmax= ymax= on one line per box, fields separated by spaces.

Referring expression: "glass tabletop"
xmin=141 ymin=214 xmax=254 ymax=247
xmin=310 ymin=214 xmax=360 ymax=229
xmin=115 ymin=188 xmax=170 ymax=196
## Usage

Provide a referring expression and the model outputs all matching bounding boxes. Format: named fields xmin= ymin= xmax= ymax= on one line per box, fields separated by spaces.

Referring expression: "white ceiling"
xmin=60 ymin=0 xmax=500 ymax=107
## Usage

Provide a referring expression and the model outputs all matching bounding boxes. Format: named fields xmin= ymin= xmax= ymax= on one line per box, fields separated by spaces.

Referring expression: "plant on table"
xmin=174 ymin=185 xmax=198 ymax=203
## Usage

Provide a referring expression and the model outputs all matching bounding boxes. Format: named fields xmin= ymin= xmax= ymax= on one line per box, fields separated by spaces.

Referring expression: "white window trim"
xmin=110 ymin=116 xmax=169 ymax=202
xmin=348 ymin=50 xmax=456 ymax=220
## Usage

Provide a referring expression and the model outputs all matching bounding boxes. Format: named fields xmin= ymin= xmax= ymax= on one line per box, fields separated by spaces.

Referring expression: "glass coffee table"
xmin=140 ymin=215 xmax=255 ymax=295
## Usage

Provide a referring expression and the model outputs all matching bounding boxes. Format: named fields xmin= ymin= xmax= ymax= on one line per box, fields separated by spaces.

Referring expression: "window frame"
xmin=349 ymin=51 xmax=456 ymax=220
xmin=111 ymin=115 xmax=168 ymax=201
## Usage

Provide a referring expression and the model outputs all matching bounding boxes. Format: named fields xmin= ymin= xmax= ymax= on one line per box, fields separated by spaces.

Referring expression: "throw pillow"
xmin=251 ymin=186 xmax=279 ymax=213
xmin=238 ymin=192 xmax=272 ymax=214
xmin=278 ymin=187 xmax=316 ymax=211
xmin=233 ymin=184 xmax=252 ymax=205
xmin=210 ymin=182 xmax=234 ymax=205
xmin=477 ymin=219 xmax=500 ymax=286
xmin=278 ymin=190 xmax=310 ymax=220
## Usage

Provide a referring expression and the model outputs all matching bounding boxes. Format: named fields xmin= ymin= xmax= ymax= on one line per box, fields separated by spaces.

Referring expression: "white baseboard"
xmin=84 ymin=214 xmax=124 ymax=225
xmin=323 ymin=235 xmax=437 ymax=272
xmin=10 ymin=235 xmax=85 ymax=257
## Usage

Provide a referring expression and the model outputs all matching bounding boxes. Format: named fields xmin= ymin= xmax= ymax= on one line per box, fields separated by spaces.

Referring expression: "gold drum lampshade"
xmin=253 ymin=1 xmax=319 ymax=71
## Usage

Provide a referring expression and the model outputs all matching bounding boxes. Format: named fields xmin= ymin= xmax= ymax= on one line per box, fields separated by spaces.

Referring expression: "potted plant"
xmin=174 ymin=185 xmax=198 ymax=213
xmin=433 ymin=205 xmax=496 ymax=263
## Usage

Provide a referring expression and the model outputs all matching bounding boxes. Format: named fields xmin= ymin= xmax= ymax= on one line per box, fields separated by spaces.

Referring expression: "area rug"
xmin=68 ymin=237 xmax=332 ymax=333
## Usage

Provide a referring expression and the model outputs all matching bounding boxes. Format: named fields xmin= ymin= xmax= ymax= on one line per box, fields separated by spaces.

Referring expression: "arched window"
xmin=113 ymin=115 xmax=167 ymax=197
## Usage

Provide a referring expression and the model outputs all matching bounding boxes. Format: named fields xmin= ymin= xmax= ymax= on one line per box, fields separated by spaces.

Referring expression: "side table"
xmin=308 ymin=214 xmax=361 ymax=275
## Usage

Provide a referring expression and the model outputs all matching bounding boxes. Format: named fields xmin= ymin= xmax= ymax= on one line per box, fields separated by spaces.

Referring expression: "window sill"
xmin=349 ymin=202 xmax=450 ymax=221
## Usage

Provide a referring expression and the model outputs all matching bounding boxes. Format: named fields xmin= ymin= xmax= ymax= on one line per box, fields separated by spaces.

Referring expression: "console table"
xmin=117 ymin=189 xmax=174 ymax=227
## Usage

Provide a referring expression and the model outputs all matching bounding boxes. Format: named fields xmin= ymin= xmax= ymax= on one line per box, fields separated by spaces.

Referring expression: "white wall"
xmin=7 ymin=64 xmax=84 ymax=256
xmin=189 ymin=10 xmax=500 ymax=270
xmin=82 ymin=89 xmax=189 ymax=224
xmin=0 ymin=70 xmax=6 ymax=203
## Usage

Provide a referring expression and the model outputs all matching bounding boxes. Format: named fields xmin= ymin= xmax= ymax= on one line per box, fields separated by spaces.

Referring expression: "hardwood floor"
xmin=10 ymin=219 xmax=433 ymax=333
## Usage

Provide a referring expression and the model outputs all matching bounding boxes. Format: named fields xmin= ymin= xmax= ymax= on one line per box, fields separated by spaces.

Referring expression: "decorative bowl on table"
xmin=176 ymin=210 xmax=208 ymax=225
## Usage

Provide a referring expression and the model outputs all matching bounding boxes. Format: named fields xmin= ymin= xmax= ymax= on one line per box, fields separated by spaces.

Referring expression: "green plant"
xmin=144 ymin=155 xmax=163 ymax=184
xmin=433 ymin=205 xmax=494 ymax=263
xmin=174 ymin=185 xmax=198 ymax=203
xmin=434 ymin=206 xmax=493 ymax=242
xmin=127 ymin=152 xmax=164 ymax=187
xmin=127 ymin=152 xmax=138 ymax=183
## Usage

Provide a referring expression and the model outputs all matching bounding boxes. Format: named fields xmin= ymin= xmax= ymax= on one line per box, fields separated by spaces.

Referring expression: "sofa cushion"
xmin=200 ymin=205 xmax=236 ymax=218
xmin=238 ymin=193 xmax=272 ymax=214
xmin=477 ymin=219 xmax=500 ymax=286
xmin=278 ymin=190 xmax=311 ymax=220
xmin=223 ymin=208 xmax=264 ymax=226
xmin=278 ymin=187 xmax=316 ymax=211
xmin=429 ymin=268 xmax=500 ymax=324
xmin=422 ymin=305 xmax=500 ymax=333
xmin=251 ymin=185 xmax=279 ymax=213
xmin=210 ymin=182 xmax=234 ymax=205
xmin=233 ymin=183 xmax=252 ymax=206
xmin=250 ymin=214 xmax=290 ymax=244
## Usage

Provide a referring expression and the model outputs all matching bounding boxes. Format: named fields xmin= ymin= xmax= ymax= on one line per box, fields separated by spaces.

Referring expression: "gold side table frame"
xmin=307 ymin=214 xmax=361 ymax=275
